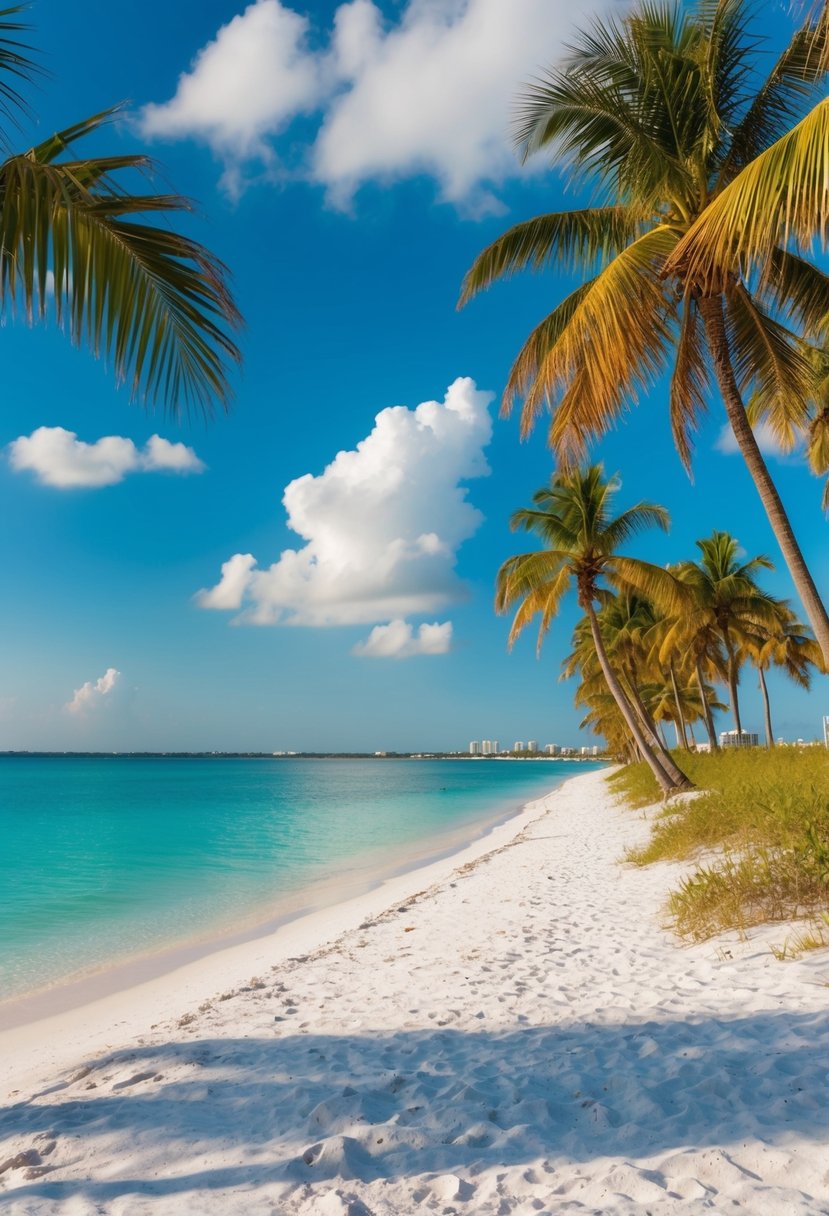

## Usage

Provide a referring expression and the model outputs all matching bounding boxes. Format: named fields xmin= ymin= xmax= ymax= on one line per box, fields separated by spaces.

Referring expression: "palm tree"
xmin=564 ymin=595 xmax=679 ymax=769
xmin=665 ymin=532 xmax=778 ymax=735
xmin=0 ymin=6 xmax=241 ymax=415
xmin=460 ymin=0 xmax=829 ymax=664
xmin=496 ymin=464 xmax=693 ymax=795
xmin=741 ymin=603 xmax=822 ymax=746
xmin=651 ymin=593 xmax=727 ymax=751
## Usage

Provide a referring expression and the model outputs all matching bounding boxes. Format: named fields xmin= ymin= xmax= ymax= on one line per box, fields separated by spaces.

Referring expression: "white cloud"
xmin=196 ymin=376 xmax=492 ymax=645
xmin=353 ymin=618 xmax=453 ymax=658
xmin=66 ymin=668 xmax=121 ymax=715
xmin=715 ymin=422 xmax=801 ymax=459
xmin=140 ymin=0 xmax=322 ymax=192
xmin=8 ymin=427 xmax=205 ymax=488
xmin=138 ymin=0 xmax=620 ymax=208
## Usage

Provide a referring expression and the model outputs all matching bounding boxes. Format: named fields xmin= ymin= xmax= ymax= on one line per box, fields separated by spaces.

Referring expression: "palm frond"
xmin=666 ymin=95 xmax=829 ymax=290
xmin=670 ymin=293 xmax=709 ymax=471
xmin=720 ymin=4 xmax=829 ymax=177
xmin=458 ymin=207 xmax=641 ymax=306
xmin=0 ymin=4 xmax=40 ymax=141
xmin=609 ymin=556 xmax=692 ymax=614
xmin=504 ymin=225 xmax=678 ymax=456
xmin=602 ymin=502 xmax=671 ymax=548
xmin=501 ymin=280 xmax=593 ymax=429
xmin=0 ymin=114 xmax=242 ymax=415
xmin=761 ymin=247 xmax=829 ymax=337
xmin=513 ymin=15 xmax=697 ymax=207
xmin=725 ymin=284 xmax=814 ymax=448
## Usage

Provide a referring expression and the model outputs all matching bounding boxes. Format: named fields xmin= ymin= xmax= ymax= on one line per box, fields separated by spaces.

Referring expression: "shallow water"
xmin=0 ymin=755 xmax=602 ymax=1000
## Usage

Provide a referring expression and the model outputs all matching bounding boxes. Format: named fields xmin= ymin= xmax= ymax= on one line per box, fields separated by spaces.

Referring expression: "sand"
xmin=2 ymin=766 xmax=829 ymax=1215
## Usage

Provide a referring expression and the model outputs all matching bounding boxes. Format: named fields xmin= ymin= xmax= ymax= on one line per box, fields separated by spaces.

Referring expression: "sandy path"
xmin=1 ymin=767 xmax=828 ymax=1215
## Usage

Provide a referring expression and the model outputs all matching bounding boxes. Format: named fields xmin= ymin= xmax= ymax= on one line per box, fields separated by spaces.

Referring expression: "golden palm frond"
xmin=458 ymin=207 xmax=641 ymax=305
xmin=670 ymin=292 xmax=709 ymax=471
xmin=505 ymin=225 xmax=680 ymax=456
xmin=726 ymin=284 xmax=815 ymax=448
xmin=666 ymin=95 xmax=829 ymax=290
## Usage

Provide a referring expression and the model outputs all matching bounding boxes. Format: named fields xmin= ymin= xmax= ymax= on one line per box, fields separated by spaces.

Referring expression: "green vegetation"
xmin=0 ymin=5 xmax=241 ymax=414
xmin=609 ymin=749 xmax=829 ymax=945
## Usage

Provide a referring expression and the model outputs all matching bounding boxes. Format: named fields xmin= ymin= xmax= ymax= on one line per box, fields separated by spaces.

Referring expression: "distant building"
xmin=544 ymin=744 xmax=560 ymax=756
xmin=719 ymin=730 xmax=759 ymax=749
xmin=513 ymin=741 xmax=525 ymax=753
xmin=469 ymin=741 xmax=481 ymax=755
xmin=591 ymin=746 xmax=599 ymax=756
xmin=482 ymin=740 xmax=498 ymax=755
xmin=823 ymin=716 xmax=829 ymax=747
xmin=527 ymin=741 xmax=538 ymax=753
xmin=580 ymin=746 xmax=590 ymax=756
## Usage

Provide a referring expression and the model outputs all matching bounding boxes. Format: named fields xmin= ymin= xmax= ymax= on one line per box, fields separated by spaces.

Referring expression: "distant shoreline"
xmin=0 ymin=751 xmax=606 ymax=761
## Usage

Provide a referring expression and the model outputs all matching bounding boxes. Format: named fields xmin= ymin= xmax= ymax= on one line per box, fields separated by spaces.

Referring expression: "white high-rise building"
xmin=823 ymin=716 xmax=829 ymax=746
xmin=545 ymin=744 xmax=560 ymax=755
xmin=527 ymin=741 xmax=538 ymax=753
xmin=513 ymin=741 xmax=525 ymax=753
xmin=481 ymin=740 xmax=498 ymax=755
xmin=469 ymin=741 xmax=481 ymax=755
xmin=719 ymin=729 xmax=759 ymax=749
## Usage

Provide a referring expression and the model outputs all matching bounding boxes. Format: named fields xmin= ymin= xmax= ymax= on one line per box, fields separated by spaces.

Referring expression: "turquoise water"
xmin=0 ymin=756 xmax=600 ymax=1002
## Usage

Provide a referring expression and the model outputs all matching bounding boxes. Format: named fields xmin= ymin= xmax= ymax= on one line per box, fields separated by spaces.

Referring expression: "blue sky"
xmin=0 ymin=0 xmax=826 ymax=751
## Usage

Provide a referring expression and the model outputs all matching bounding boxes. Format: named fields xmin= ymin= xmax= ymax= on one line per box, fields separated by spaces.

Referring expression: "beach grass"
xmin=608 ymin=748 xmax=829 ymax=942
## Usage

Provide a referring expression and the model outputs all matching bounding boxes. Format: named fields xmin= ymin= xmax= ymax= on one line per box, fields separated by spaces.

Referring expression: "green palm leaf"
xmin=0 ymin=5 xmax=39 ymax=140
xmin=0 ymin=110 xmax=242 ymax=415
xmin=458 ymin=207 xmax=642 ymax=305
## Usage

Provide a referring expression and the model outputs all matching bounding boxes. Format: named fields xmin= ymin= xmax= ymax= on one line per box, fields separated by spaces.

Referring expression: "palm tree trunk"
xmin=695 ymin=658 xmax=719 ymax=750
xmin=726 ymin=649 xmax=742 ymax=735
xmin=699 ymin=293 xmax=829 ymax=668
xmin=626 ymin=670 xmax=691 ymax=785
xmin=586 ymin=602 xmax=691 ymax=795
xmin=669 ymin=661 xmax=690 ymax=750
xmin=758 ymin=666 xmax=774 ymax=748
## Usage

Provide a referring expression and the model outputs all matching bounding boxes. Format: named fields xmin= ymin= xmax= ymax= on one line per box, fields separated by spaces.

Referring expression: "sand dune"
xmin=2 ymin=767 xmax=828 ymax=1214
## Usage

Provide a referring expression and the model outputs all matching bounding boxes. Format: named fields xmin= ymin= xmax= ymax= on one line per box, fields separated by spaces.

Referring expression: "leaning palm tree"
xmin=460 ymin=0 xmax=829 ymax=664
xmin=0 ymin=6 xmax=241 ymax=415
xmin=564 ymin=593 xmax=680 ymax=771
xmin=496 ymin=464 xmax=693 ymax=795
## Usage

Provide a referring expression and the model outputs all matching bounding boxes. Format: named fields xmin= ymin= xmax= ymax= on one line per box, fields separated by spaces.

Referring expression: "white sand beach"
xmin=2 ymin=766 xmax=829 ymax=1214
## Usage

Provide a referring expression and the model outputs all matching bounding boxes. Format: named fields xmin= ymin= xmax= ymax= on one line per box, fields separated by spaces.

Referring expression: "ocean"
xmin=0 ymin=755 xmax=601 ymax=1005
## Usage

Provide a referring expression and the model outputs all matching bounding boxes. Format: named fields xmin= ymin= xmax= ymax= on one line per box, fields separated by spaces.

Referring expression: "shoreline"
xmin=4 ymin=765 xmax=829 ymax=1215
xmin=0 ymin=776 xmax=565 ymax=1093
xmin=1 ymin=760 xmax=590 ymax=1026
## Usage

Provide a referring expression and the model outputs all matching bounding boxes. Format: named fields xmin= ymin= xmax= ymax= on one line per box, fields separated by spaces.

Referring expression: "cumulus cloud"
xmin=138 ymin=0 xmax=619 ymax=208
xmin=8 ymin=427 xmax=205 ymax=488
xmin=66 ymin=668 xmax=121 ymax=715
xmin=140 ymin=1 xmax=322 ymax=193
xmin=196 ymin=376 xmax=492 ymax=650
xmin=715 ymin=422 xmax=801 ymax=459
xmin=352 ymin=619 xmax=453 ymax=658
